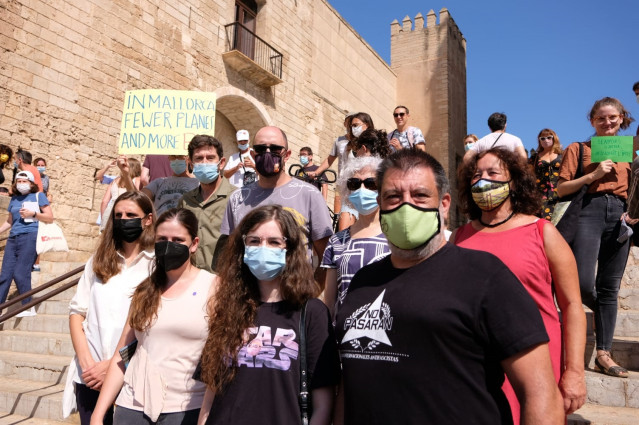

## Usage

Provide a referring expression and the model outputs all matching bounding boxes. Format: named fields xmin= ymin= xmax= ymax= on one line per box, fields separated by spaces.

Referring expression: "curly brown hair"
xmin=93 ymin=191 xmax=156 ymax=282
xmin=457 ymin=148 xmax=542 ymax=220
xmin=129 ymin=208 xmax=199 ymax=332
xmin=199 ymin=205 xmax=319 ymax=392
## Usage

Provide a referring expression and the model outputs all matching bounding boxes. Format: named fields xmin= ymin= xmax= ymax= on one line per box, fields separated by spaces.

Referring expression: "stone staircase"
xmin=0 ymin=261 xmax=83 ymax=424
xmin=1 ymin=246 xmax=638 ymax=424
xmin=567 ymin=247 xmax=639 ymax=424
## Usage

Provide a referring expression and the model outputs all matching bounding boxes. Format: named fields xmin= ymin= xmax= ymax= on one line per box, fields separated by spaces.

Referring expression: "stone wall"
xmin=0 ymin=0 xmax=403 ymax=265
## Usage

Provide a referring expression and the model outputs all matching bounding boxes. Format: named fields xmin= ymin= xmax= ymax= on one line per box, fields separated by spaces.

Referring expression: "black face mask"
xmin=155 ymin=241 xmax=191 ymax=272
xmin=255 ymin=152 xmax=282 ymax=177
xmin=113 ymin=218 xmax=144 ymax=243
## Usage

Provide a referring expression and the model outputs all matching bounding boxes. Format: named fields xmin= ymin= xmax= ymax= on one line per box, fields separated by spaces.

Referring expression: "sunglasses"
xmin=254 ymin=144 xmax=286 ymax=155
xmin=393 ymin=112 xmax=406 ymax=118
xmin=347 ymin=177 xmax=377 ymax=191
xmin=539 ymin=136 xmax=554 ymax=141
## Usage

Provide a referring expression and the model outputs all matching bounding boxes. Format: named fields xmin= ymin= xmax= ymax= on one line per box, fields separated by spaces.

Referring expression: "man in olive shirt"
xmin=178 ymin=135 xmax=236 ymax=272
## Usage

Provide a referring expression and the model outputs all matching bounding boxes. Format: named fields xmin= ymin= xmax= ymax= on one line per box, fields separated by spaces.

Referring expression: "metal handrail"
xmin=0 ymin=264 xmax=85 ymax=324
xmin=224 ymin=21 xmax=283 ymax=79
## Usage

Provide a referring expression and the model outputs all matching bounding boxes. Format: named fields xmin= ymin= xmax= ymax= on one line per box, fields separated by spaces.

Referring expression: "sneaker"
xmin=32 ymin=265 xmax=40 ymax=272
xmin=16 ymin=307 xmax=37 ymax=318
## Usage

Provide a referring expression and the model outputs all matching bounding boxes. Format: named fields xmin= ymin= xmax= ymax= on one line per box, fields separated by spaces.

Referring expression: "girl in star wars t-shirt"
xmin=197 ymin=205 xmax=339 ymax=425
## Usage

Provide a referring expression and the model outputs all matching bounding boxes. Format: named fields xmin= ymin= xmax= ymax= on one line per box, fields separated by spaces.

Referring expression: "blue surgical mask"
xmin=170 ymin=159 xmax=187 ymax=175
xmin=348 ymin=188 xmax=379 ymax=215
xmin=37 ymin=166 xmax=46 ymax=174
xmin=193 ymin=162 xmax=219 ymax=184
xmin=464 ymin=143 xmax=475 ymax=152
xmin=243 ymin=246 xmax=286 ymax=281
xmin=238 ymin=143 xmax=249 ymax=151
xmin=13 ymin=161 xmax=19 ymax=169
xmin=300 ymin=155 xmax=309 ymax=166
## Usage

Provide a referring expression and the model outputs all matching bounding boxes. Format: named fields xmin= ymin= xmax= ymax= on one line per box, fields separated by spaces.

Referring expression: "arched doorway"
xmin=214 ymin=87 xmax=271 ymax=159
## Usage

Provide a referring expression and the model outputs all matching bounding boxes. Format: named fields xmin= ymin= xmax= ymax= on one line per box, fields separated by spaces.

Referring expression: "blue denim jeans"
xmin=571 ymin=194 xmax=630 ymax=351
xmin=0 ymin=231 xmax=38 ymax=306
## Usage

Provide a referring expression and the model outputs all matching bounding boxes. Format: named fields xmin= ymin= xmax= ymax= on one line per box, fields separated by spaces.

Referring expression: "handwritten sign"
xmin=118 ymin=90 xmax=216 ymax=155
xmin=590 ymin=136 xmax=634 ymax=163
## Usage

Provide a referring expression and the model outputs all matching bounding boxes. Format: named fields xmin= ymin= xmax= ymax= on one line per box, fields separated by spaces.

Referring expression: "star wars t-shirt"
xmin=335 ymin=244 xmax=548 ymax=425
xmin=206 ymin=299 xmax=340 ymax=425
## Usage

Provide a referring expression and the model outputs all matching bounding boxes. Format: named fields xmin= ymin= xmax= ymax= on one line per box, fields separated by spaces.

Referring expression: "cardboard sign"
xmin=118 ymin=90 xmax=216 ymax=155
xmin=590 ymin=136 xmax=633 ymax=163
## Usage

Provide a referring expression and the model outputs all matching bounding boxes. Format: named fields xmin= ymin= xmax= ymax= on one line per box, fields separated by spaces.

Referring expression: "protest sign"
xmin=118 ymin=90 xmax=216 ymax=155
xmin=590 ymin=136 xmax=633 ymax=163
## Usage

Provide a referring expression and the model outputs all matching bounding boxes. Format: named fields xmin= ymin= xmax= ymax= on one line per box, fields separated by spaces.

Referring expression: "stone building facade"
xmin=0 ymin=0 xmax=466 ymax=266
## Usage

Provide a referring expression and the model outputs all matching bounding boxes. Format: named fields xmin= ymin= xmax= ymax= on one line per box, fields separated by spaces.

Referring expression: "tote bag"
xmin=35 ymin=193 xmax=69 ymax=254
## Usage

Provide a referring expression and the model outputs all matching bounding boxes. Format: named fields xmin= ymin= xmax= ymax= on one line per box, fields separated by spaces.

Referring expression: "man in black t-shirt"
xmin=334 ymin=149 xmax=564 ymax=425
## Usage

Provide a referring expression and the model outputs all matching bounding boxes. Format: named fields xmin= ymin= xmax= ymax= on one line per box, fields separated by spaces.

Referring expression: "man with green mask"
xmin=334 ymin=149 xmax=564 ymax=425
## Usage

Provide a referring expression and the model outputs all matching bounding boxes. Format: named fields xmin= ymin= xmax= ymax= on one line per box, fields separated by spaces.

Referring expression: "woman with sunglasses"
xmin=197 ymin=205 xmax=339 ymax=425
xmin=557 ymin=97 xmax=637 ymax=378
xmin=530 ymin=129 xmax=563 ymax=220
xmin=354 ymin=129 xmax=391 ymax=159
xmin=321 ymin=156 xmax=389 ymax=318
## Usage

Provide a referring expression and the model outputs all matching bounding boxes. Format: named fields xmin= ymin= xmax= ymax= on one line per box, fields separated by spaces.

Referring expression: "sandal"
xmin=594 ymin=352 xmax=629 ymax=378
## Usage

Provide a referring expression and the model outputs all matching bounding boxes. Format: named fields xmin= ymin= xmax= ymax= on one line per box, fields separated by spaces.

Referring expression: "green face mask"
xmin=380 ymin=203 xmax=441 ymax=250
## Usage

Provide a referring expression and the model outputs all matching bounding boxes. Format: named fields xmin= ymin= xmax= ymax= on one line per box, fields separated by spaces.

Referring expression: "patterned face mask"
xmin=471 ymin=179 xmax=511 ymax=211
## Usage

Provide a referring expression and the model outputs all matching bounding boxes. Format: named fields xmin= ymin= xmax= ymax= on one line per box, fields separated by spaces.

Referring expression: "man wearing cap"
xmin=14 ymin=148 xmax=43 ymax=193
xmin=223 ymin=129 xmax=257 ymax=188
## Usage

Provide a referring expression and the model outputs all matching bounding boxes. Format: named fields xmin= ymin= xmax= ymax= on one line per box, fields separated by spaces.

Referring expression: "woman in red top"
xmin=454 ymin=148 xmax=586 ymax=424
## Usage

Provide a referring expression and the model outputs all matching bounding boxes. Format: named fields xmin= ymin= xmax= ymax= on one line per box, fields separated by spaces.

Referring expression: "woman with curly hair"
xmin=197 ymin=205 xmax=339 ymax=425
xmin=90 ymin=208 xmax=215 ymax=425
xmin=557 ymin=97 xmax=637 ymax=378
xmin=530 ymin=128 xmax=563 ymax=220
xmin=453 ymin=148 xmax=586 ymax=424
xmin=353 ymin=128 xmax=391 ymax=159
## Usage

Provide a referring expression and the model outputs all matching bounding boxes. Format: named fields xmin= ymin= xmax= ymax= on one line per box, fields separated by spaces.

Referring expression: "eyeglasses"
xmin=254 ymin=144 xmax=286 ymax=155
xmin=347 ymin=177 xmax=377 ymax=191
xmin=393 ymin=112 xmax=406 ymax=118
xmin=539 ymin=136 xmax=554 ymax=141
xmin=243 ymin=235 xmax=287 ymax=249
xmin=593 ymin=115 xmax=621 ymax=124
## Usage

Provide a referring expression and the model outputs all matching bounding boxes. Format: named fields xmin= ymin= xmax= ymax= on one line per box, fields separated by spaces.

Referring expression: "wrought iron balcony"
xmin=223 ymin=22 xmax=283 ymax=87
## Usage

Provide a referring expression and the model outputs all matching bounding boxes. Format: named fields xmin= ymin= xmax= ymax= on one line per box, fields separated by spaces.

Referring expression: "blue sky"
xmin=328 ymin=0 xmax=639 ymax=153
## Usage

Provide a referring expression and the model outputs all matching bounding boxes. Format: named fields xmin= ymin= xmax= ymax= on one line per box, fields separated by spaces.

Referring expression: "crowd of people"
xmin=0 ymin=86 xmax=637 ymax=424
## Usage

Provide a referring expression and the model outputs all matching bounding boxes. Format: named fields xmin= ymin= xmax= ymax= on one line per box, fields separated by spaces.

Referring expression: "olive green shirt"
xmin=177 ymin=178 xmax=236 ymax=273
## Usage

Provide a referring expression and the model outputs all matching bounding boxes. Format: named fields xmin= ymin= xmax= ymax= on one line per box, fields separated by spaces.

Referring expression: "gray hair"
xmin=337 ymin=156 xmax=383 ymax=209
xmin=376 ymin=149 xmax=449 ymax=201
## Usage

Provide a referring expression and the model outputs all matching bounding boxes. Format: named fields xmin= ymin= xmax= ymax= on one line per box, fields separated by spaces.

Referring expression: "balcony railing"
xmin=224 ymin=22 xmax=283 ymax=85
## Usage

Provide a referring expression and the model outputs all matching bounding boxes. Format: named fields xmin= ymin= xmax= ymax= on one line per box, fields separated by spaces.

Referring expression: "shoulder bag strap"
xmin=299 ymin=300 xmax=310 ymax=425
xmin=575 ymin=142 xmax=584 ymax=179
xmin=489 ymin=132 xmax=504 ymax=149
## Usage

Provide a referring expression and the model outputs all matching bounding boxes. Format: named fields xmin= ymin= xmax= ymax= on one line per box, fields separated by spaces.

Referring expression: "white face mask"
xmin=352 ymin=125 xmax=364 ymax=138
xmin=16 ymin=182 xmax=31 ymax=194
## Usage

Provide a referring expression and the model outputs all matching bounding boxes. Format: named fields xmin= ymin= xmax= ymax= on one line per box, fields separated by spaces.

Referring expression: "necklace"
xmin=479 ymin=211 xmax=515 ymax=228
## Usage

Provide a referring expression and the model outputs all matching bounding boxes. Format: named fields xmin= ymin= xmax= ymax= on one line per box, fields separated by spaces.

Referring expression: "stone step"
xmin=1 ymin=314 xmax=69 ymax=334
xmin=33 ymin=299 xmax=70 ymax=316
xmin=0 ymin=378 xmax=74 ymax=423
xmin=0 ymin=412 xmax=78 ymax=424
xmin=0 ymin=330 xmax=73 ymax=357
xmin=618 ymin=287 xmax=639 ymax=310
xmin=585 ymin=309 xmax=639 ymax=339
xmin=615 ymin=310 xmax=639 ymax=338
xmin=585 ymin=337 xmax=639 ymax=371
xmin=568 ymin=403 xmax=639 ymax=425
xmin=0 ymin=351 xmax=71 ymax=383
xmin=584 ymin=369 xmax=639 ymax=408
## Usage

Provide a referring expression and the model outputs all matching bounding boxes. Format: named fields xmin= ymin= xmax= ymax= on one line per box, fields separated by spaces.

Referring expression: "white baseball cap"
xmin=16 ymin=170 xmax=35 ymax=182
xmin=236 ymin=129 xmax=250 ymax=142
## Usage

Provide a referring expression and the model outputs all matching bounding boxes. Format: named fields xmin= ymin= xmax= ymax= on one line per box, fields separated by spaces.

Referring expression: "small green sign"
xmin=590 ymin=136 xmax=634 ymax=163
